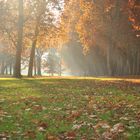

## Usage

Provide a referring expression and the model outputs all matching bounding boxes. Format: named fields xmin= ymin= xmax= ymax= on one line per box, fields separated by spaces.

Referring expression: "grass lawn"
xmin=0 ymin=77 xmax=140 ymax=140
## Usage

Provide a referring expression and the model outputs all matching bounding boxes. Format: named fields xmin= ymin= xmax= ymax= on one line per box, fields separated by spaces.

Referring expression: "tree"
xmin=13 ymin=0 xmax=24 ymax=78
xmin=43 ymin=48 xmax=61 ymax=76
xmin=61 ymin=0 xmax=140 ymax=76
xmin=27 ymin=0 xmax=64 ymax=77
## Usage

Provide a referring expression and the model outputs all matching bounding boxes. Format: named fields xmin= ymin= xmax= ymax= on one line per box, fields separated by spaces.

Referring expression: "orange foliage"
xmin=61 ymin=0 xmax=140 ymax=55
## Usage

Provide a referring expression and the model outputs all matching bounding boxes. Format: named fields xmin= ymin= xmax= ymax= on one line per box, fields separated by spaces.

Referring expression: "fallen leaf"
xmin=66 ymin=131 xmax=76 ymax=140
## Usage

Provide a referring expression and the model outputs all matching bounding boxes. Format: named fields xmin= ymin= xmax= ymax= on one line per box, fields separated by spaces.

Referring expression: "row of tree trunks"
xmin=0 ymin=62 xmax=14 ymax=75
xmin=104 ymin=44 xmax=140 ymax=76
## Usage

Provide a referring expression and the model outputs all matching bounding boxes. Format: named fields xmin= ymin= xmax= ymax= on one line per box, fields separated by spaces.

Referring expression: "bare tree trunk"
xmin=1 ymin=61 xmax=5 ymax=75
xmin=136 ymin=48 xmax=140 ymax=75
xmin=13 ymin=0 xmax=23 ymax=78
xmin=107 ymin=44 xmax=112 ymax=76
xmin=28 ymin=24 xmax=39 ymax=77
xmin=59 ymin=61 xmax=62 ymax=76
xmin=106 ymin=0 xmax=121 ymax=76
xmin=9 ymin=63 xmax=12 ymax=75
xmin=34 ymin=57 xmax=37 ymax=76
xmin=28 ymin=42 xmax=36 ymax=77
xmin=37 ymin=56 xmax=41 ymax=76
xmin=59 ymin=55 xmax=62 ymax=76
xmin=5 ymin=66 xmax=8 ymax=75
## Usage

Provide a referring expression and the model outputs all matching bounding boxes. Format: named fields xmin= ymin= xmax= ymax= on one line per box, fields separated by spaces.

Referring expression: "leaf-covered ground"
xmin=0 ymin=77 xmax=140 ymax=140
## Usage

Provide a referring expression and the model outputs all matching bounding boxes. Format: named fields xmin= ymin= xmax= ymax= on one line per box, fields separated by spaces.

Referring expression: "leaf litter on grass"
xmin=0 ymin=78 xmax=140 ymax=139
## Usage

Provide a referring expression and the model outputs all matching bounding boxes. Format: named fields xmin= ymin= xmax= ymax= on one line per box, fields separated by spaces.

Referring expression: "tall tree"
xmin=13 ymin=0 xmax=24 ymax=78
xmin=27 ymin=0 xmax=63 ymax=77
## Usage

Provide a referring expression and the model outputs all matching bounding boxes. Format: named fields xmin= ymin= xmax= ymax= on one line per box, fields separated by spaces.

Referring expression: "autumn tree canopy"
xmin=0 ymin=0 xmax=140 ymax=77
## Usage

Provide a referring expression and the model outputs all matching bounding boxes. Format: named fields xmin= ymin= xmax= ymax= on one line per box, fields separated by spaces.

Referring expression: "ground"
xmin=0 ymin=77 xmax=140 ymax=140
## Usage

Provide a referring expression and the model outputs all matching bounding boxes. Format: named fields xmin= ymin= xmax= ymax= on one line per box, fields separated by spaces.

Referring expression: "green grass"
xmin=0 ymin=77 xmax=140 ymax=139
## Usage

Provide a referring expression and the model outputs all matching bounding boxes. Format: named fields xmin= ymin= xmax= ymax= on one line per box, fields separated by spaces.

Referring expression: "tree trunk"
xmin=59 ymin=62 xmax=62 ymax=76
xmin=136 ymin=48 xmax=140 ymax=75
xmin=37 ymin=56 xmax=41 ymax=76
xmin=28 ymin=24 xmax=39 ymax=77
xmin=59 ymin=56 xmax=62 ymax=76
xmin=34 ymin=57 xmax=37 ymax=76
xmin=1 ymin=61 xmax=5 ymax=75
xmin=5 ymin=66 xmax=8 ymax=75
xmin=107 ymin=44 xmax=112 ymax=76
xmin=13 ymin=0 xmax=23 ymax=78
xmin=106 ymin=0 xmax=121 ymax=76
xmin=28 ymin=42 xmax=36 ymax=77
xmin=9 ymin=63 xmax=12 ymax=75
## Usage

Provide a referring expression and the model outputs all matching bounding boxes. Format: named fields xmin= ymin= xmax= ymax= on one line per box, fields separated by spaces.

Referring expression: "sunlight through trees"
xmin=0 ymin=0 xmax=140 ymax=77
